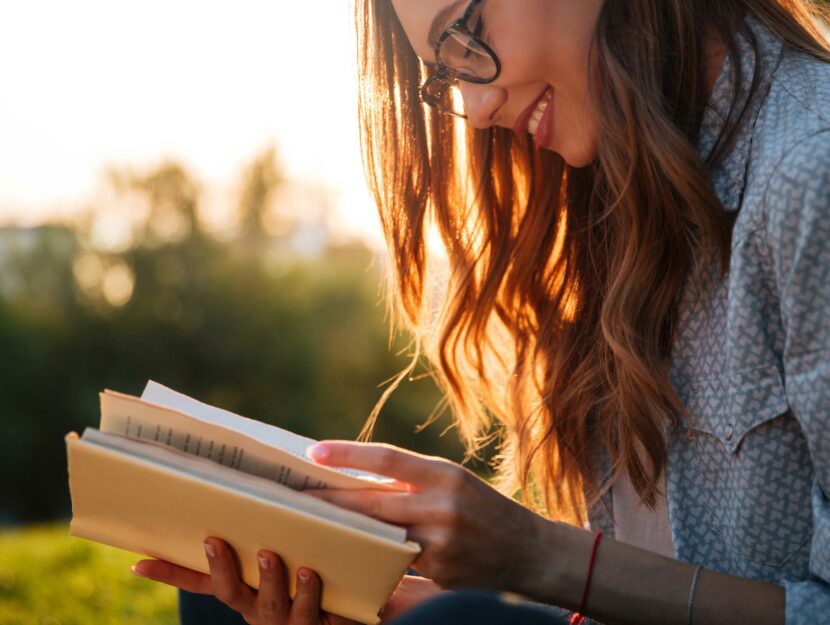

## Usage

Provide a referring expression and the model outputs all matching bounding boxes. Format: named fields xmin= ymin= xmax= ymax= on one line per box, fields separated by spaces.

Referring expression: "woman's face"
xmin=391 ymin=0 xmax=604 ymax=168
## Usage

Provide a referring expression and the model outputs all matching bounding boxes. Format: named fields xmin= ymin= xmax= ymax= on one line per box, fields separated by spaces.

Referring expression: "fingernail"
xmin=204 ymin=542 xmax=216 ymax=558
xmin=258 ymin=554 xmax=270 ymax=571
xmin=308 ymin=443 xmax=330 ymax=462
xmin=131 ymin=565 xmax=146 ymax=578
xmin=298 ymin=569 xmax=310 ymax=582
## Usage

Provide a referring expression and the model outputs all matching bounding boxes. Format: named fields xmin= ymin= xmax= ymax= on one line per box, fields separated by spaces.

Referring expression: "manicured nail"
xmin=131 ymin=564 xmax=146 ymax=578
xmin=308 ymin=444 xmax=330 ymax=462
xmin=258 ymin=554 xmax=270 ymax=571
xmin=204 ymin=542 xmax=216 ymax=558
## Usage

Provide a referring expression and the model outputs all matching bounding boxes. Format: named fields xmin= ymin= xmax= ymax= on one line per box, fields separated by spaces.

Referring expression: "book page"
xmin=140 ymin=381 xmax=395 ymax=485
xmin=141 ymin=381 xmax=315 ymax=459
xmin=79 ymin=427 xmax=407 ymax=543
xmin=100 ymin=388 xmax=398 ymax=492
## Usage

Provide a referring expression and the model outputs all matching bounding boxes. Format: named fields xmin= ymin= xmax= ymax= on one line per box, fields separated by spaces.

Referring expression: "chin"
xmin=563 ymin=153 xmax=597 ymax=168
xmin=542 ymin=140 xmax=598 ymax=169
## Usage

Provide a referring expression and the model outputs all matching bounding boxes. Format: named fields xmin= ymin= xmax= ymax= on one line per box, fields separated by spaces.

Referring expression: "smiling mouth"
xmin=527 ymin=89 xmax=553 ymax=136
xmin=512 ymin=85 xmax=553 ymax=135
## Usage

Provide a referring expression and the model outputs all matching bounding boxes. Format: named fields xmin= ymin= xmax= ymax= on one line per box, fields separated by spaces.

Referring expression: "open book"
xmin=65 ymin=381 xmax=421 ymax=625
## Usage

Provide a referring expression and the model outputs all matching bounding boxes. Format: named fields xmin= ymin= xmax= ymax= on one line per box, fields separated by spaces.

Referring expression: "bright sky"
xmin=0 ymin=1 xmax=383 ymax=244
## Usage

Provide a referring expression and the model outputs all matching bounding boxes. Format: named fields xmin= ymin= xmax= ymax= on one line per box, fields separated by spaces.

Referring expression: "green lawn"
xmin=0 ymin=523 xmax=178 ymax=625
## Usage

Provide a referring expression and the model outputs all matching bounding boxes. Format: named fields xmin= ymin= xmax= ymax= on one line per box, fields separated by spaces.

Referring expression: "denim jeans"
xmin=387 ymin=590 xmax=571 ymax=625
xmin=179 ymin=589 xmax=247 ymax=625
xmin=179 ymin=588 xmax=571 ymax=625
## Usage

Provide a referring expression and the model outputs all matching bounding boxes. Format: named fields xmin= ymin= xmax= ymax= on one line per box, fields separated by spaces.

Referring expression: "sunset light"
xmin=0 ymin=0 xmax=383 ymax=245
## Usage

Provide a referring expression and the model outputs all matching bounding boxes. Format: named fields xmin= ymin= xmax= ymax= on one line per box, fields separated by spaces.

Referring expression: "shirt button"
xmin=725 ymin=424 xmax=735 ymax=441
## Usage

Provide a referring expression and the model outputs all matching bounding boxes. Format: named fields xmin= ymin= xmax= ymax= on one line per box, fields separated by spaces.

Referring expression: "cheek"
xmin=485 ymin=0 xmax=603 ymax=165
xmin=535 ymin=26 xmax=600 ymax=165
xmin=551 ymin=91 xmax=600 ymax=167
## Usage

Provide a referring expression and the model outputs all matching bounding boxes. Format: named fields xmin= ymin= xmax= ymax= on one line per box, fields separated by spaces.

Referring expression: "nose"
xmin=458 ymin=81 xmax=506 ymax=129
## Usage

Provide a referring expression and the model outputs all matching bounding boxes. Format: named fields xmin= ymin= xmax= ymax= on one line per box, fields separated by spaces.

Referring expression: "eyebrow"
xmin=427 ymin=0 xmax=466 ymax=49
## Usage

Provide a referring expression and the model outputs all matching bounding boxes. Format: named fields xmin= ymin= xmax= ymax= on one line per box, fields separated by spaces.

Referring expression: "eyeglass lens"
xmin=423 ymin=1 xmax=498 ymax=117
xmin=437 ymin=30 xmax=498 ymax=82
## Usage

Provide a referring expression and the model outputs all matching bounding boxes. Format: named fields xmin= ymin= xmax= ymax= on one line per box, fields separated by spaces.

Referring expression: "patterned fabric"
xmin=588 ymin=17 xmax=830 ymax=624
xmin=611 ymin=463 xmax=674 ymax=559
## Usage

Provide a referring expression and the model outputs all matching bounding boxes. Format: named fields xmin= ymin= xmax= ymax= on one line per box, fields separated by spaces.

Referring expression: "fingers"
xmin=206 ymin=541 xmax=326 ymax=625
xmin=132 ymin=559 xmax=213 ymax=595
xmin=381 ymin=576 xmax=444 ymax=623
xmin=135 ymin=542 xmax=332 ymax=625
xmin=203 ymin=538 xmax=256 ymax=616
xmin=307 ymin=489 xmax=425 ymax=524
xmin=308 ymin=441 xmax=448 ymax=486
xmin=255 ymin=550 xmax=289 ymax=622
xmin=291 ymin=568 xmax=321 ymax=624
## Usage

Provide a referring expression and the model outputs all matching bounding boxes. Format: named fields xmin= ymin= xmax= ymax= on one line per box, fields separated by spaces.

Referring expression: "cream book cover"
xmin=65 ymin=382 xmax=421 ymax=624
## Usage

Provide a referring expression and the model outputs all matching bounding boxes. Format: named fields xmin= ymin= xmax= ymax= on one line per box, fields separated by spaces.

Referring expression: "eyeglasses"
xmin=420 ymin=0 xmax=501 ymax=118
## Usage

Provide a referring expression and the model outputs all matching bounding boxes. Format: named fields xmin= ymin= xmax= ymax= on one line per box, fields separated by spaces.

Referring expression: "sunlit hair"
xmin=355 ymin=0 xmax=830 ymax=525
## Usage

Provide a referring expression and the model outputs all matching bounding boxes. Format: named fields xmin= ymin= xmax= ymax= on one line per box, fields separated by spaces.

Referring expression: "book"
xmin=65 ymin=381 xmax=421 ymax=624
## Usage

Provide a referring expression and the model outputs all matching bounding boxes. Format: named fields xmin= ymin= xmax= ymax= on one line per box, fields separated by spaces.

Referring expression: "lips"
xmin=527 ymin=89 xmax=552 ymax=136
xmin=531 ymin=88 xmax=555 ymax=148
xmin=512 ymin=86 xmax=554 ymax=136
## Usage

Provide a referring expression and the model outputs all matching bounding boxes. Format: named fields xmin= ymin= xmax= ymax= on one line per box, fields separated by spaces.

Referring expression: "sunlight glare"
xmin=0 ymin=1 xmax=382 ymax=246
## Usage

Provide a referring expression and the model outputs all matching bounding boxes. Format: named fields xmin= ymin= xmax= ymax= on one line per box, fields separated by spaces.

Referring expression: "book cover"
xmin=66 ymin=383 xmax=420 ymax=624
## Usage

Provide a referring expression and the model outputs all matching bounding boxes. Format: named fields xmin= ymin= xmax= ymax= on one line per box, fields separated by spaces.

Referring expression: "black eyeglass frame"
xmin=420 ymin=0 xmax=502 ymax=118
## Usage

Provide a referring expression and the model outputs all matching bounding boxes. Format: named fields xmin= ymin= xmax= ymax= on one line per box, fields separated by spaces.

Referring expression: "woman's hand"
xmin=132 ymin=537 xmax=443 ymax=624
xmin=306 ymin=441 xmax=549 ymax=594
xmin=132 ymin=537 xmax=353 ymax=625
xmin=381 ymin=576 xmax=444 ymax=623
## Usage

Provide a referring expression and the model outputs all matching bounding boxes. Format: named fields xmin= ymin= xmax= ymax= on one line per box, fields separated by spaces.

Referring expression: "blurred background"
xmin=0 ymin=2 xmax=461 ymax=623
xmin=3 ymin=2 xmax=828 ymax=624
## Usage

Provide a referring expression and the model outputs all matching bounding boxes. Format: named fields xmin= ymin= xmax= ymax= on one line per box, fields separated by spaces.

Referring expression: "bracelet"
xmin=569 ymin=530 xmax=603 ymax=625
xmin=686 ymin=565 xmax=703 ymax=625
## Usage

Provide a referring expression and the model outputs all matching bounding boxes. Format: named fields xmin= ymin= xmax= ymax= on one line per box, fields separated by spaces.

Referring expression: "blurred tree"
xmin=237 ymin=144 xmax=283 ymax=242
xmin=0 ymin=154 xmax=464 ymax=525
xmin=128 ymin=162 xmax=204 ymax=247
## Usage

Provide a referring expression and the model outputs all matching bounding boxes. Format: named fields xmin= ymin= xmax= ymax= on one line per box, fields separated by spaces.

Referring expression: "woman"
xmin=133 ymin=1 xmax=830 ymax=623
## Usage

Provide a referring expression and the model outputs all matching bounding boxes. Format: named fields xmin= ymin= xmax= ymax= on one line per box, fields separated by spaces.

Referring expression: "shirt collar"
xmin=697 ymin=16 xmax=784 ymax=211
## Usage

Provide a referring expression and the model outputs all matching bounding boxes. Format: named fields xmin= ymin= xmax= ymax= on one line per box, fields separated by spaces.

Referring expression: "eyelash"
xmin=463 ymin=16 xmax=486 ymax=59
xmin=473 ymin=15 xmax=484 ymax=39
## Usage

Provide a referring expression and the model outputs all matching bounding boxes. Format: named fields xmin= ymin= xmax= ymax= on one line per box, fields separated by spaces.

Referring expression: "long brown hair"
xmin=355 ymin=0 xmax=830 ymax=525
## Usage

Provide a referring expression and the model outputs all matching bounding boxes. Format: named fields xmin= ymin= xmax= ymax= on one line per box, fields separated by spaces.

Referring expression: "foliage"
xmin=0 ymin=523 xmax=177 ymax=625
xmin=0 ymin=149 xmax=466 ymax=525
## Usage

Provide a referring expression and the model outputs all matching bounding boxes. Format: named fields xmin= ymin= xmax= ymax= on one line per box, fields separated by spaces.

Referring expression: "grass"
xmin=0 ymin=523 xmax=178 ymax=625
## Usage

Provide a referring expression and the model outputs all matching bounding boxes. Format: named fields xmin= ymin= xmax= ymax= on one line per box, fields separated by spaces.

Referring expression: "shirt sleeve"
xmin=764 ymin=129 xmax=830 ymax=623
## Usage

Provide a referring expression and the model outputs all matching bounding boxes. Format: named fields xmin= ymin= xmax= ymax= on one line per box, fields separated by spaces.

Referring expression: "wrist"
xmin=515 ymin=516 xmax=591 ymax=608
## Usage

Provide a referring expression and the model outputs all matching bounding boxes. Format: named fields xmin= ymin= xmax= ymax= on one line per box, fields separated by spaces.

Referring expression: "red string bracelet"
xmin=569 ymin=530 xmax=603 ymax=625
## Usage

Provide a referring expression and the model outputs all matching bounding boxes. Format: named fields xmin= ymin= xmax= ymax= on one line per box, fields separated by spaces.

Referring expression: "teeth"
xmin=527 ymin=90 xmax=552 ymax=136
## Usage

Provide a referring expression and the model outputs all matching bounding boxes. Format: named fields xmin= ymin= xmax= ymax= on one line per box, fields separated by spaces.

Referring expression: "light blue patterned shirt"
xmin=586 ymin=18 xmax=830 ymax=625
